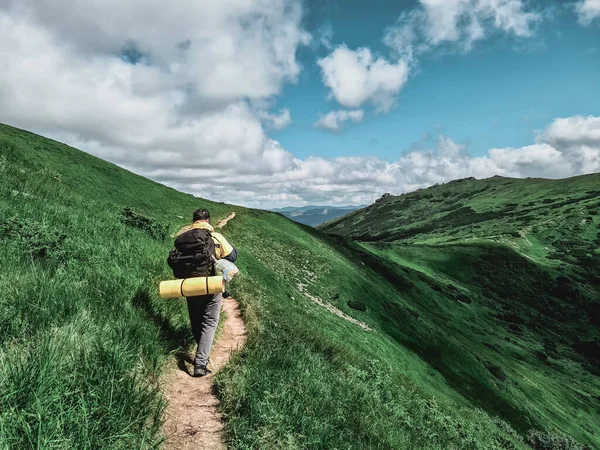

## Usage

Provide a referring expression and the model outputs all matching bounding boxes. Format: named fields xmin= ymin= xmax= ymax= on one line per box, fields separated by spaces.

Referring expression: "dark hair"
xmin=193 ymin=209 xmax=210 ymax=222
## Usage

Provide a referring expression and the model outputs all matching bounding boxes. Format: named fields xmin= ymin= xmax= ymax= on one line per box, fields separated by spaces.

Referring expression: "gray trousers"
xmin=186 ymin=293 xmax=222 ymax=367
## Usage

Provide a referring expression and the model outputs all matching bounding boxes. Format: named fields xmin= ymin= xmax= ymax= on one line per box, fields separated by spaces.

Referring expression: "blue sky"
xmin=1 ymin=0 xmax=599 ymax=207
xmin=273 ymin=0 xmax=600 ymax=161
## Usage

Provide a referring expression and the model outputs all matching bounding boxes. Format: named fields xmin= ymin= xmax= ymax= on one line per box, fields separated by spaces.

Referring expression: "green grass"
xmin=321 ymin=175 xmax=600 ymax=251
xmin=357 ymin=242 xmax=600 ymax=442
xmin=321 ymin=175 xmax=600 ymax=448
xmin=0 ymin=123 xmax=596 ymax=449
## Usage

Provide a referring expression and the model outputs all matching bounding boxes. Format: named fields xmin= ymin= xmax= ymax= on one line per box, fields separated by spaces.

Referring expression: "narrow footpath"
xmin=162 ymin=212 xmax=245 ymax=449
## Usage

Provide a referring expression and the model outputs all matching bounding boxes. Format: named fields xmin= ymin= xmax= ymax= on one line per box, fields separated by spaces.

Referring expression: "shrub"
xmin=525 ymin=430 xmax=590 ymax=450
xmin=486 ymin=362 xmax=507 ymax=381
xmin=119 ymin=207 xmax=168 ymax=240
xmin=347 ymin=299 xmax=367 ymax=312
xmin=0 ymin=217 xmax=66 ymax=262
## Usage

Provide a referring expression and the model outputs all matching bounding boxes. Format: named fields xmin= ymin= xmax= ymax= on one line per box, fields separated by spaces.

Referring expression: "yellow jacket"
xmin=178 ymin=221 xmax=234 ymax=260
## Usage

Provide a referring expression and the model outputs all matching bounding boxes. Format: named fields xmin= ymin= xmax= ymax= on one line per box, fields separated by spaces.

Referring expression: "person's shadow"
xmin=175 ymin=350 xmax=194 ymax=376
xmin=132 ymin=286 xmax=196 ymax=377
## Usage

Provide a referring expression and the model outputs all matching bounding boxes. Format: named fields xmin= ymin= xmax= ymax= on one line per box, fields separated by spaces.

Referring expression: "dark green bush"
xmin=486 ymin=362 xmax=507 ymax=381
xmin=347 ymin=299 xmax=367 ymax=312
xmin=525 ymin=430 xmax=590 ymax=450
xmin=119 ymin=207 xmax=168 ymax=240
xmin=0 ymin=217 xmax=66 ymax=262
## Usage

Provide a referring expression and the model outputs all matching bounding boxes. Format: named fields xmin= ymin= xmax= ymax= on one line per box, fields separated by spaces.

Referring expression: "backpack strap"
xmin=211 ymin=234 xmax=223 ymax=254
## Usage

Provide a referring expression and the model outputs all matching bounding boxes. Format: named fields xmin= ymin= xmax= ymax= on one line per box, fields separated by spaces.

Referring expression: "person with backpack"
xmin=169 ymin=208 xmax=238 ymax=377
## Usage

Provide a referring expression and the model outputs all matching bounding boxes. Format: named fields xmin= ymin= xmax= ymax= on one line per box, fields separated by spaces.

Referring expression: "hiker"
xmin=172 ymin=209 xmax=238 ymax=377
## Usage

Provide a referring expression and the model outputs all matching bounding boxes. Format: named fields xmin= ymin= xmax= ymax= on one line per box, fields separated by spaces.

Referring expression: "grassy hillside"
xmin=321 ymin=175 xmax=600 ymax=248
xmin=321 ymin=175 xmax=600 ymax=448
xmin=0 ymin=123 xmax=596 ymax=449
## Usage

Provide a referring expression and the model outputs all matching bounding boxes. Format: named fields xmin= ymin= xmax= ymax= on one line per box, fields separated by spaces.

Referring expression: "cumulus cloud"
xmin=576 ymin=0 xmax=600 ymax=25
xmin=259 ymin=109 xmax=293 ymax=130
xmin=126 ymin=116 xmax=600 ymax=208
xmin=437 ymin=135 xmax=467 ymax=157
xmin=0 ymin=1 xmax=306 ymax=196
xmin=487 ymin=144 xmax=570 ymax=178
xmin=317 ymin=46 xmax=410 ymax=113
xmin=314 ymin=109 xmax=364 ymax=133
xmin=2 ymin=0 xmax=310 ymax=105
xmin=540 ymin=115 xmax=600 ymax=148
xmin=1 ymin=2 xmax=598 ymax=209
xmin=385 ymin=0 xmax=540 ymax=56
xmin=393 ymin=116 xmax=600 ymax=193
xmin=318 ymin=0 xmax=539 ymax=123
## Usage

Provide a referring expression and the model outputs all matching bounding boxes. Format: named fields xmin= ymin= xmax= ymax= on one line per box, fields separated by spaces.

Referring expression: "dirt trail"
xmin=216 ymin=212 xmax=236 ymax=229
xmin=162 ymin=213 xmax=245 ymax=449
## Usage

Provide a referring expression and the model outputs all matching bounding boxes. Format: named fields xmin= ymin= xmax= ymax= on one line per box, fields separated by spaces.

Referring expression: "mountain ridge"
xmin=271 ymin=204 xmax=365 ymax=226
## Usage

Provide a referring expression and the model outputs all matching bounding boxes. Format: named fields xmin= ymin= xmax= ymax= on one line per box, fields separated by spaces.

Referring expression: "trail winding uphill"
xmin=162 ymin=213 xmax=246 ymax=449
xmin=216 ymin=213 xmax=236 ymax=229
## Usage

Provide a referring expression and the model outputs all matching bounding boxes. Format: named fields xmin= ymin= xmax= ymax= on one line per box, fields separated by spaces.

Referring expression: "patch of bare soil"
xmin=297 ymin=282 xmax=373 ymax=331
xmin=216 ymin=213 xmax=236 ymax=229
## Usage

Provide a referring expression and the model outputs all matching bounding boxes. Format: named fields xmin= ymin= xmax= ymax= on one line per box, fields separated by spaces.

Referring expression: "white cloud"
xmin=259 ymin=109 xmax=292 ymax=130
xmin=535 ymin=115 xmax=600 ymax=174
xmin=314 ymin=109 xmax=364 ymax=133
xmin=487 ymin=144 xmax=570 ymax=178
xmin=577 ymin=0 xmax=600 ymax=25
xmin=319 ymin=0 xmax=539 ymax=121
xmin=124 ymin=116 xmax=600 ymax=208
xmin=540 ymin=115 xmax=600 ymax=148
xmin=317 ymin=46 xmax=410 ymax=113
xmin=317 ymin=23 xmax=334 ymax=49
xmin=3 ymin=0 xmax=310 ymax=105
xmin=0 ymin=2 xmax=597 ymax=209
xmin=437 ymin=135 xmax=466 ymax=157
xmin=385 ymin=0 xmax=540 ymax=56
xmin=0 ymin=1 xmax=306 ymax=186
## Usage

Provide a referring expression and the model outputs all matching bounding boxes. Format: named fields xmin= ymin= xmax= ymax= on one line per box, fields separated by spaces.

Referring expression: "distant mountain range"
xmin=271 ymin=205 xmax=365 ymax=227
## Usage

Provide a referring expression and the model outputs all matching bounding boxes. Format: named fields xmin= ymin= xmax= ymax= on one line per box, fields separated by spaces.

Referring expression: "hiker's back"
xmin=168 ymin=228 xmax=216 ymax=278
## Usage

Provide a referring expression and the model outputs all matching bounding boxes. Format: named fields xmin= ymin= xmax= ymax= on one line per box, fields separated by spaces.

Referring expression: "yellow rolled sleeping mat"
xmin=159 ymin=276 xmax=224 ymax=299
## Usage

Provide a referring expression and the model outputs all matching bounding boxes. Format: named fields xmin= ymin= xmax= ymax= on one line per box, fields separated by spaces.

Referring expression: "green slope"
xmin=0 ymin=123 xmax=595 ymax=449
xmin=321 ymin=175 xmax=600 ymax=448
xmin=320 ymin=175 xmax=600 ymax=248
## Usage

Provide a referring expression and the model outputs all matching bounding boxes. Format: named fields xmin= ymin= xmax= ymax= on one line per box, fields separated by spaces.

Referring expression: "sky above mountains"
xmin=0 ymin=0 xmax=599 ymax=208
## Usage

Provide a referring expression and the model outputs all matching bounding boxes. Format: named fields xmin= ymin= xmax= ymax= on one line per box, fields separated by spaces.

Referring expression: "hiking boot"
xmin=193 ymin=364 xmax=212 ymax=377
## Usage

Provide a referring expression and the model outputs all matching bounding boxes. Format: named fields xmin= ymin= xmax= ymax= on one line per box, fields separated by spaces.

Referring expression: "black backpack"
xmin=167 ymin=228 xmax=216 ymax=279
